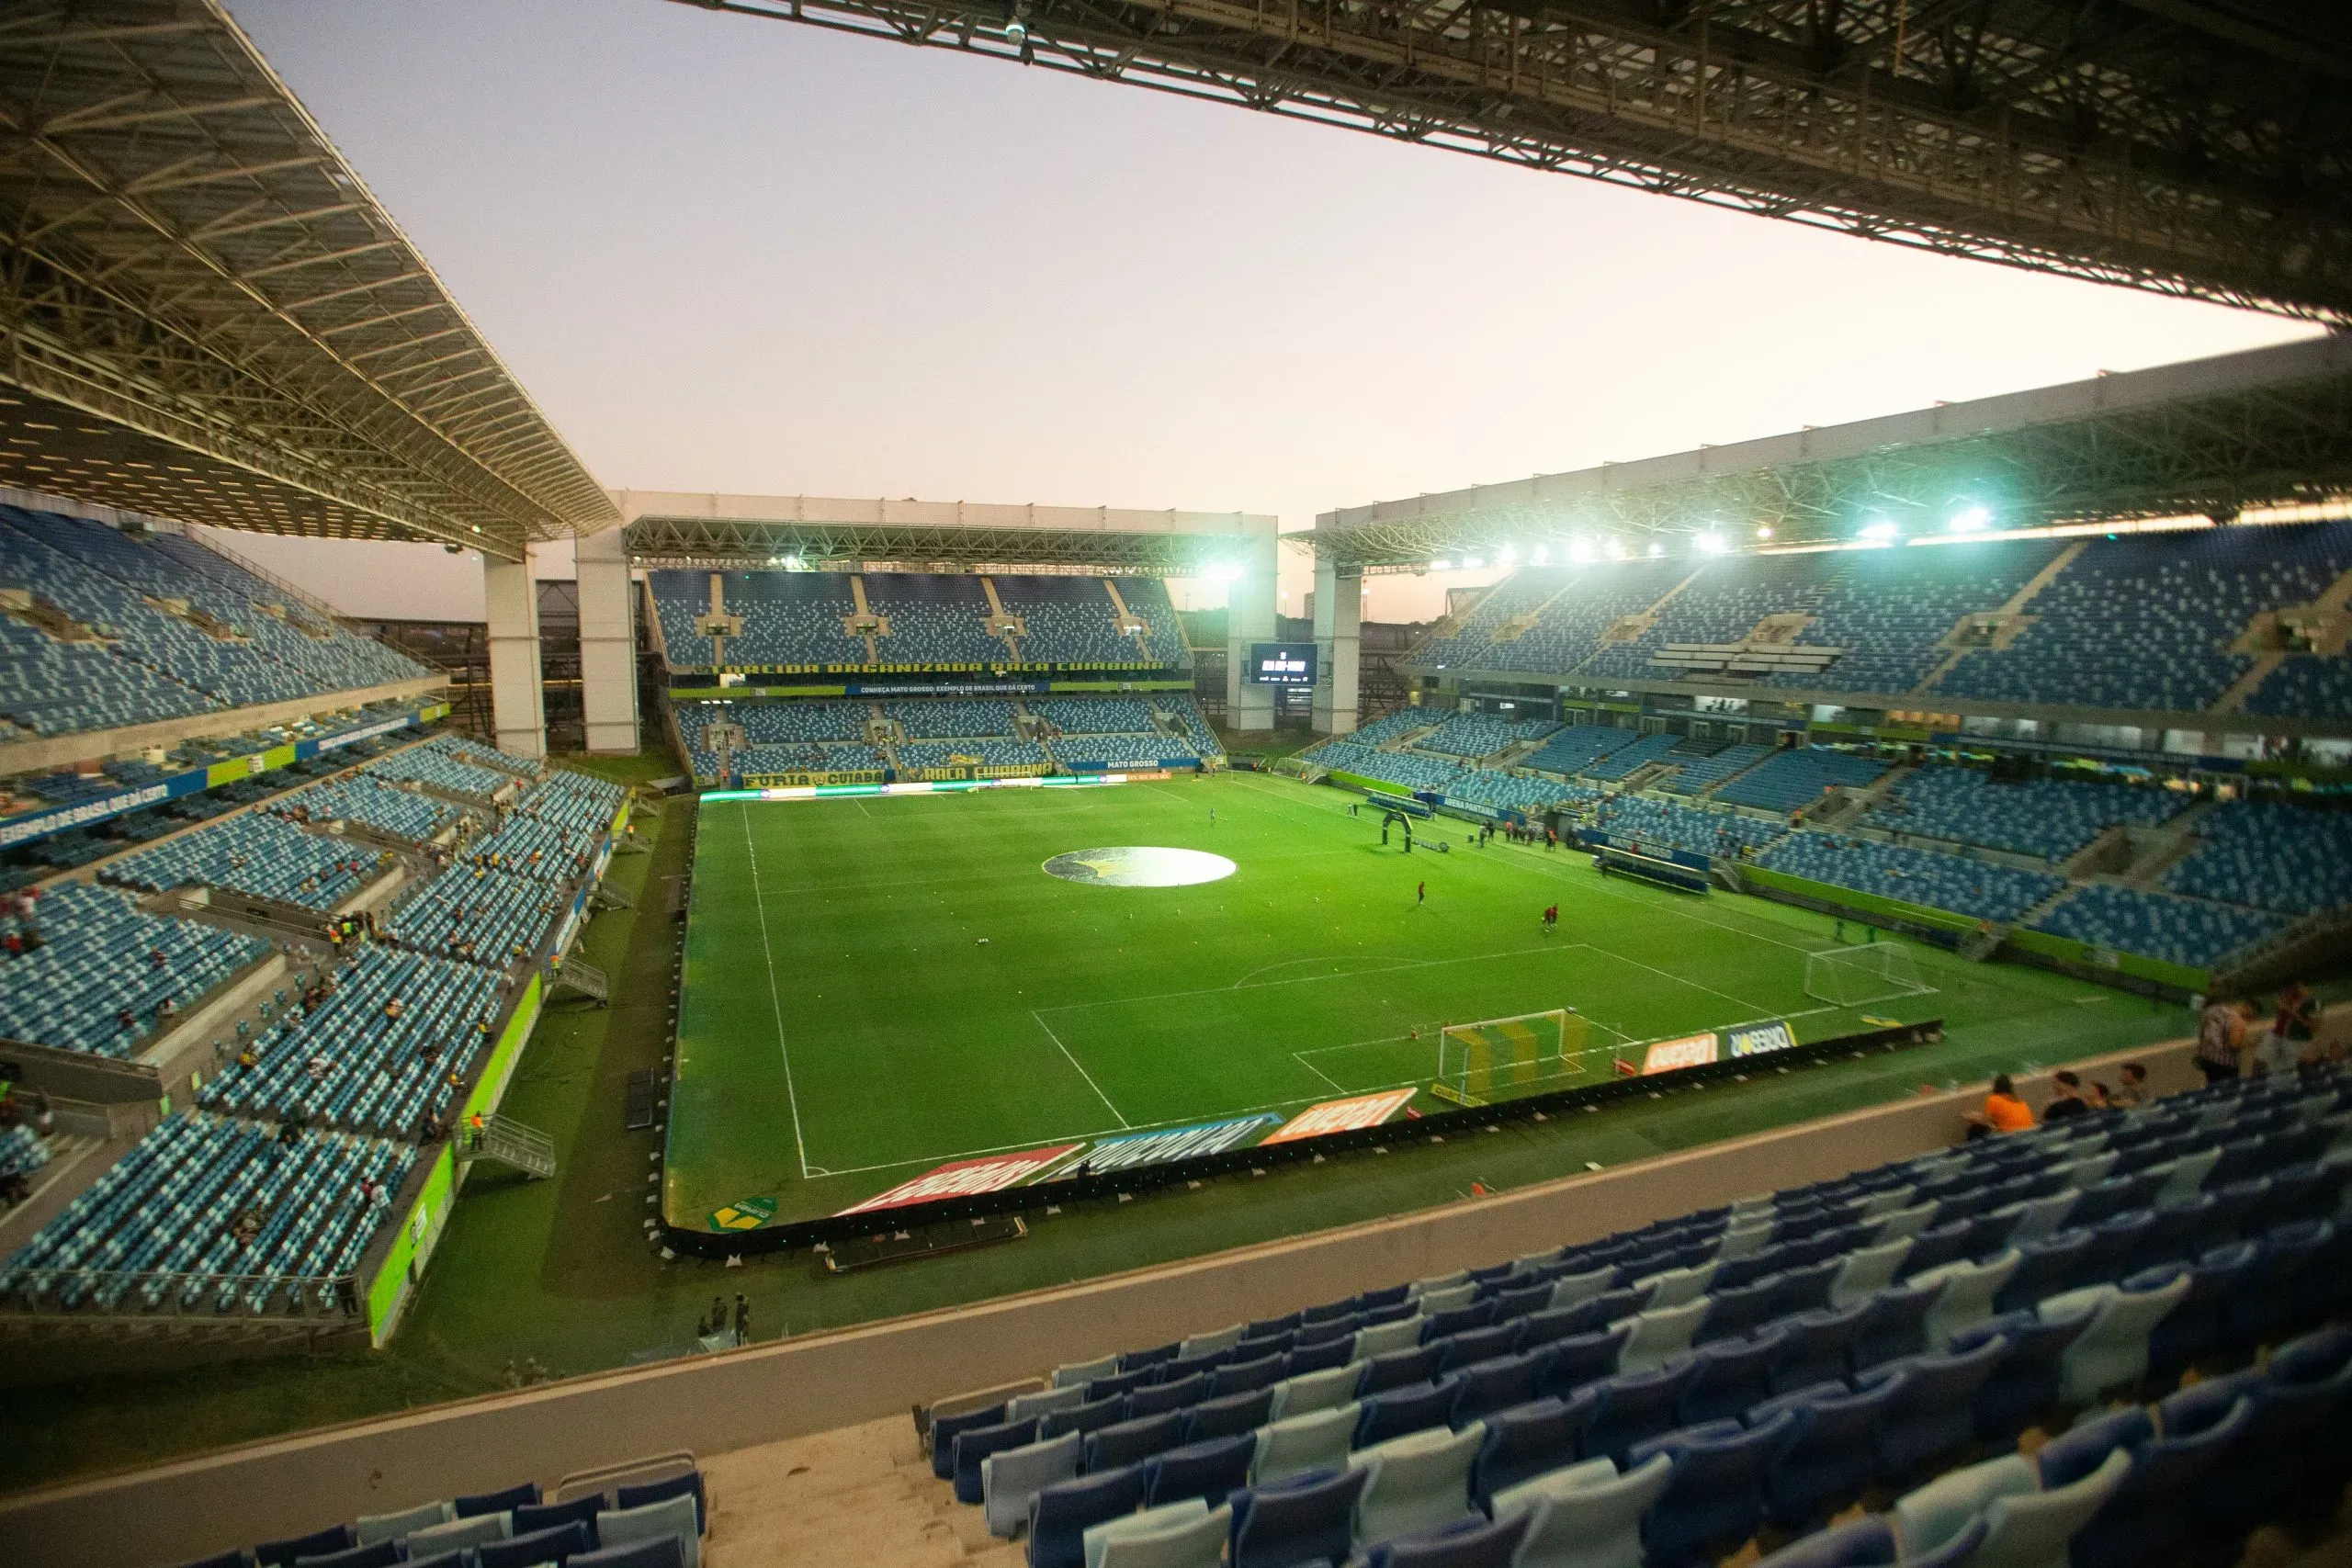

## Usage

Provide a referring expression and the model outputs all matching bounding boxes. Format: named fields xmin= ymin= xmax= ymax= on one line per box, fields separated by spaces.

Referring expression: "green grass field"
xmin=669 ymin=772 xmax=2121 ymax=1225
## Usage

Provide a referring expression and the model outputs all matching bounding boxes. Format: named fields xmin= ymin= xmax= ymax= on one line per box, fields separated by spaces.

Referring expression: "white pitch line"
xmin=1292 ymin=1053 xmax=1346 ymax=1093
xmin=740 ymin=802 xmax=814 ymax=1180
xmin=1033 ymin=1010 xmax=1132 ymax=1129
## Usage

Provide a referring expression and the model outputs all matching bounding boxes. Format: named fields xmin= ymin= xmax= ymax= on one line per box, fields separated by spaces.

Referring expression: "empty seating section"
xmin=104 ymin=810 xmax=382 ymax=909
xmin=1411 ymin=570 xmax=1572 ymax=670
xmin=1521 ymin=725 xmax=1641 ymax=777
xmin=511 ymin=769 xmax=627 ymax=839
xmin=1581 ymin=554 xmax=1831 ymax=681
xmin=1937 ymin=524 xmax=2352 ymax=713
xmin=1864 ymin=767 xmax=2185 ymax=862
xmin=889 ymin=699 xmax=1020 ymax=739
xmin=1036 ymin=698 xmax=1158 ymax=734
xmin=366 ymin=746 xmax=513 ymax=800
xmin=1446 ymin=773 xmax=1593 ymax=814
xmin=268 ymin=775 xmax=457 ymax=844
xmin=198 ymin=948 xmax=503 ymax=1132
xmin=1 ymin=1111 xmax=413 ymax=1313
xmin=900 ymin=739 xmax=1051 ymax=769
xmin=995 ymin=576 xmax=1164 ymax=665
xmin=868 ymin=574 xmax=1023 ymax=664
xmin=930 ymin=1066 xmax=2352 ymax=1568
xmin=2029 ymin=885 xmax=2290 ymax=969
xmin=1771 ymin=540 xmax=2064 ymax=697
xmin=1478 ymin=560 xmax=1689 ymax=675
xmin=1656 ymin=744 xmax=1769 ymax=795
xmin=1415 ymin=713 xmax=1559 ymax=759
xmin=1758 ymin=836 xmax=2066 ymax=922
xmin=1580 ymin=733 xmax=1680 ymax=782
xmin=0 ymin=881 xmax=266 ymax=1057
xmin=2165 ymin=799 xmax=2352 ymax=916
xmin=390 ymin=864 xmax=562 ymax=966
xmin=1052 ymin=733 xmax=1202 ymax=767
xmin=2244 ymin=650 xmax=2352 ymax=718
xmin=1594 ymin=797 xmax=1784 ymax=859
xmin=1713 ymin=749 xmax=1888 ymax=812
xmin=1304 ymin=744 xmax=1463 ymax=793
xmin=0 ymin=1124 xmax=47 ymax=1179
xmin=0 ymin=507 xmax=427 ymax=742
xmin=1351 ymin=710 xmax=1442 ymax=748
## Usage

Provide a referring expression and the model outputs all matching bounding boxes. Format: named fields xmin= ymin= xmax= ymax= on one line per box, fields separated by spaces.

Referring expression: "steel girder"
xmin=674 ymin=0 xmax=2352 ymax=323
xmin=1306 ymin=345 xmax=2352 ymax=568
xmin=0 ymin=1 xmax=616 ymax=559
xmin=623 ymin=513 xmax=1256 ymax=573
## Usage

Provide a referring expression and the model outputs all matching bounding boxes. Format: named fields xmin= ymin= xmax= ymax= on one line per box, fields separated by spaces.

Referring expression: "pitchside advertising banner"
xmin=1053 ymin=1114 xmax=1283 ymax=1176
xmin=1615 ymin=1018 xmax=1795 ymax=1077
xmin=836 ymin=1145 xmax=1085 ymax=1214
xmin=1728 ymin=1019 xmax=1798 ymax=1058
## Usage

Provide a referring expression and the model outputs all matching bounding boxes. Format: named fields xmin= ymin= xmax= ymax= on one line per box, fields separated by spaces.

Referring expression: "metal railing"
xmin=0 ymin=1265 xmax=363 ymax=1322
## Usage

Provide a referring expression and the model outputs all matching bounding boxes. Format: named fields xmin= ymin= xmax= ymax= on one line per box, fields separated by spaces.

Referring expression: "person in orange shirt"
xmin=1963 ymin=1073 xmax=2035 ymax=1139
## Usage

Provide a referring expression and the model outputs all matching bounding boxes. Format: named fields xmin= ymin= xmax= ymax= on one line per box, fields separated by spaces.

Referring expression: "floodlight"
xmin=1531 ymin=546 xmax=1550 ymax=565
xmin=1755 ymin=524 xmax=1775 ymax=540
xmin=1948 ymin=504 xmax=1993 ymax=533
xmin=1567 ymin=539 xmax=1595 ymax=564
xmin=1695 ymin=532 xmax=1727 ymax=555
xmin=1432 ymin=558 xmax=1453 ymax=571
xmin=1462 ymin=555 xmax=1484 ymax=570
xmin=1646 ymin=542 xmax=1665 ymax=558
xmin=1859 ymin=518 xmax=1900 ymax=544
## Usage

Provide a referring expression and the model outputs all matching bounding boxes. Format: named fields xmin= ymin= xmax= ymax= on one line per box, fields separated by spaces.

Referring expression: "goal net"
xmin=1436 ymin=1009 xmax=1588 ymax=1103
xmin=1804 ymin=942 xmax=1930 ymax=1007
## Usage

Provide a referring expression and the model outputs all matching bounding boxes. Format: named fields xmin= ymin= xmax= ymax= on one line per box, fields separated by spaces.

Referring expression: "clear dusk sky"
xmin=211 ymin=0 xmax=2318 ymax=626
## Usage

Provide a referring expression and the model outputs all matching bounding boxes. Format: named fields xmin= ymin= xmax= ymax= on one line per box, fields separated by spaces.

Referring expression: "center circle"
xmin=1043 ymin=846 xmax=1238 ymax=887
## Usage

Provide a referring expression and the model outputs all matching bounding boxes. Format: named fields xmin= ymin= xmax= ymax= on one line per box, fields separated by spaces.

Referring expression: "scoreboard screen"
xmin=1247 ymin=642 xmax=1317 ymax=686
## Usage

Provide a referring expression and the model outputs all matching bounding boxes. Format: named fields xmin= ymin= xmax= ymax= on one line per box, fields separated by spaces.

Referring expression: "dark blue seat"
xmin=615 ymin=1472 xmax=707 ymax=1533
xmin=2136 ymin=1242 xmax=2255 ymax=1382
xmin=1514 ymin=1304 xmax=1590 ymax=1350
xmin=1186 ymin=1386 xmax=1276 ymax=1441
xmin=1083 ymin=1412 xmax=1184 ymax=1472
xmin=1749 ymin=1376 xmax=1904 ymax=1530
xmin=568 ymin=1540 xmax=680 ymax=1568
xmin=2073 ymin=1210 xmax=2156 ymax=1287
xmin=1679 ymin=1326 xmax=1787 ymax=1425
xmin=1354 ymin=1374 xmax=1463 ymax=1447
xmin=290 ymin=1542 xmax=398 ymax=1568
xmin=2254 ymin=1163 xmax=2335 ymax=1228
xmin=1952 ymin=1309 xmax=2086 ymax=1442
xmin=2261 ymin=1324 xmax=2352 ymax=1521
xmin=1360 ymin=1343 xmax=1444 ymax=1395
xmin=1433 ymin=1321 xmax=1521 ymax=1371
xmin=169 ymin=1553 xmax=250 ymax=1568
xmin=1420 ymin=1300 xmax=1499 ymax=1340
xmin=2155 ymin=1371 xmax=2294 ymax=1549
xmin=1487 ymin=1283 xmax=1551 ymax=1321
xmin=1143 ymin=1432 xmax=1257 ymax=1507
xmin=478 ymin=1523 xmax=593 ymax=1568
xmin=2035 ymin=1405 xmax=2192 ymax=1568
xmin=2225 ymin=1220 xmax=2329 ymax=1347
xmin=2188 ymin=1177 xmax=2268 ymax=1254
xmin=1042 ymin=1393 xmax=1128 ymax=1439
xmin=1086 ymin=1371 xmax=1153 ymax=1403
xmin=1211 ymin=1353 xmax=1288 ymax=1397
xmin=954 ymin=1416 xmax=1040 ymax=1505
xmin=1696 ymin=1273 xmax=1781 ymax=1344
xmin=1302 ymin=1297 xmax=1361 ymax=1325
xmin=1534 ymin=1324 xmax=1628 ymax=1399
xmin=1295 ymin=1313 xmax=1362 ymax=1346
xmin=1029 ymin=1464 xmax=1147 ymax=1568
xmin=1581 ymin=1359 xmax=1698 ymax=1466
xmin=1849 ymin=1280 xmax=1939 ymax=1373
xmin=1128 ymin=1372 xmax=1213 ymax=1419
xmin=1768 ymin=1302 xmax=1869 ymax=1394
xmin=1859 ymin=1337 xmax=2007 ymax=1482
xmin=456 ymin=1482 xmax=541 ymax=1518
xmin=256 ymin=1528 xmax=354 ymax=1568
xmin=1750 ymin=1514 xmax=1905 ymax=1566
xmin=1895 ymin=1221 xmax=1971 ymax=1280
xmin=1227 ymin=1464 xmax=1369 ymax=1568
xmin=1994 ymin=1228 xmax=2092 ymax=1314
xmin=1159 ymin=1348 xmax=1234 ymax=1384
xmin=514 ymin=1496 xmax=605 ymax=1539
xmin=1250 ymin=1311 xmax=1304 ymax=1336
xmin=1120 ymin=1341 xmax=1181 ymax=1373
xmin=1631 ymin=1410 xmax=1797 ymax=1568
xmin=1363 ymin=1512 xmax=1530 ymax=1568
xmin=1765 ymin=1260 xmax=1839 ymax=1318
xmin=1359 ymin=1283 xmax=1412 ymax=1311
xmin=1469 ymin=1388 xmax=1599 ymax=1508
xmin=1283 ymin=1337 xmax=1356 ymax=1377
xmin=930 ymin=1404 xmax=1010 ymax=1479
xmin=1555 ymin=1287 xmax=1642 ymax=1337
xmin=1451 ymin=1351 xmax=1546 ymax=1426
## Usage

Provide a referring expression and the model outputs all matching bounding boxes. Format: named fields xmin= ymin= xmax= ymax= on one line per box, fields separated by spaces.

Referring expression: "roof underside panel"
xmin=0 ymin=0 xmax=616 ymax=559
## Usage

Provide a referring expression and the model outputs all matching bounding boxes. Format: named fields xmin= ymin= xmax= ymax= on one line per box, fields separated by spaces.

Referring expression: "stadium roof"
xmin=0 ymin=1 xmax=616 ymax=562
xmin=1305 ymin=334 xmax=2352 ymax=571
xmin=683 ymin=0 xmax=2352 ymax=323
xmin=617 ymin=491 xmax=1276 ymax=574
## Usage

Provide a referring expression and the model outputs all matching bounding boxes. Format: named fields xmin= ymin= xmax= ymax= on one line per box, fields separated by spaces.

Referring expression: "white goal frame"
xmin=1804 ymin=942 xmax=1932 ymax=1007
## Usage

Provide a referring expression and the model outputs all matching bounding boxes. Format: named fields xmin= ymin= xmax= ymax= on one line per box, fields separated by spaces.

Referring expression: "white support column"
xmin=1223 ymin=530 xmax=1280 ymax=733
xmin=574 ymin=526 xmax=639 ymax=754
xmin=1311 ymin=558 xmax=1363 ymax=736
xmin=483 ymin=557 xmax=546 ymax=761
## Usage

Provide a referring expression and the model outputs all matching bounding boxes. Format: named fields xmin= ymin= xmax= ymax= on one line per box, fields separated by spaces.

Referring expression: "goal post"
xmin=1804 ymin=942 xmax=1930 ymax=1007
xmin=1436 ymin=1009 xmax=1587 ymax=1104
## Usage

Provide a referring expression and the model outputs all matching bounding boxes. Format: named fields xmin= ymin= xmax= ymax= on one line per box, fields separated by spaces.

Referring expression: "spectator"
xmin=2263 ymin=981 xmax=2319 ymax=1074
xmin=2195 ymin=997 xmax=2253 ymax=1084
xmin=2042 ymin=1070 xmax=2091 ymax=1122
xmin=2110 ymin=1062 xmax=2149 ymax=1109
xmin=1965 ymin=1073 xmax=2034 ymax=1138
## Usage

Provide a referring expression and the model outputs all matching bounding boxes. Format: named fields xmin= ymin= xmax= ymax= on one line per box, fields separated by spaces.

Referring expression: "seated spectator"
xmin=2110 ymin=1062 xmax=2149 ymax=1108
xmin=2042 ymin=1070 xmax=2091 ymax=1121
xmin=1964 ymin=1072 xmax=2034 ymax=1138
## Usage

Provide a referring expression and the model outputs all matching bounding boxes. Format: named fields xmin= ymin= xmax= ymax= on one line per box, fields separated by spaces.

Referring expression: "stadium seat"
xmin=476 ymin=1521 xmax=593 ymax=1568
xmin=2046 ymin=1274 xmax=2189 ymax=1406
xmin=1353 ymin=1376 xmax=1462 ymax=1447
xmin=1917 ymin=1249 xmax=2020 ymax=1347
xmin=1678 ymin=1326 xmax=1786 ymax=1424
xmin=1349 ymin=1422 xmax=1485 ymax=1550
xmin=1087 ymin=1501 xmax=1227 ymax=1568
xmin=1547 ymin=1264 xmax=1619 ymax=1311
xmin=1468 ymin=1391 xmax=1597 ymax=1507
xmin=1581 ymin=1360 xmax=1697 ymax=1465
xmin=1859 ymin=1337 xmax=2007 ymax=1481
xmin=1614 ymin=1297 xmax=1708 ymax=1374
xmin=1251 ymin=1403 xmax=1360 ymax=1484
xmin=1489 ymin=1451 xmax=1673 ymax=1568
xmin=591 ymin=1495 xmax=700 ymax=1568
xmin=1753 ymin=1515 xmax=1987 ymax=1568
xmin=1085 ymin=1414 xmax=1184 ymax=1472
xmin=1767 ymin=1302 xmax=1869 ymax=1393
xmin=1226 ymin=1464 xmax=1367 ymax=1568
xmin=402 ymin=1514 xmax=511 ymax=1557
xmin=1969 ymin=1447 xmax=2131 ymax=1568
xmin=1892 ymin=1453 xmax=2038 ymax=1560
xmin=1750 ymin=1375 xmax=1903 ymax=1530
xmin=1033 ymin=1466 xmax=1149 ymax=1568
xmin=1993 ymin=1230 xmax=2092 ymax=1314
xmin=1432 ymin=1322 xmax=1521 ymax=1371
xmin=1056 ymin=1354 xmax=1122 ymax=1390
xmin=1142 ymin=1433 xmax=1255 ymax=1509
xmin=258 ymin=1527 xmax=356 ymax=1568
xmin=514 ymin=1496 xmax=604 ymax=1539
xmin=1362 ymin=1344 xmax=1445 ymax=1395
xmin=608 ymin=1469 xmax=705 ymax=1529
xmin=1012 ymin=1386 xmax=1091 ymax=1423
xmin=1046 ymin=1396 xmax=1131 ymax=1440
xmin=1629 ymin=1410 xmax=1795 ymax=1568
xmin=1127 ymin=1374 xmax=1207 ymax=1417
xmin=354 ymin=1502 xmax=452 ymax=1546
xmin=1363 ymin=1511 xmax=1530 ymax=1568
xmin=1826 ymin=1238 xmax=1912 ymax=1307
xmin=1354 ymin=1318 xmax=1425 ymax=1360
xmin=1182 ymin=1387 xmax=1275 ymax=1441
xmin=295 ymin=1541 xmax=399 ymax=1568
xmin=956 ymin=1416 xmax=1042 ymax=1504
xmin=988 ymin=1433 xmax=1086 ymax=1537
xmin=1449 ymin=1351 xmax=1544 ymax=1425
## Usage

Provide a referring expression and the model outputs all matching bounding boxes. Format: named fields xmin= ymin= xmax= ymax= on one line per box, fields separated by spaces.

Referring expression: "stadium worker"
xmin=2041 ymin=1070 xmax=2091 ymax=1122
xmin=1963 ymin=1074 xmax=2034 ymax=1138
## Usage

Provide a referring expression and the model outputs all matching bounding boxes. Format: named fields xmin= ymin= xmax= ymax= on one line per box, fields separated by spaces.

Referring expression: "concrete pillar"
xmin=483 ymin=557 xmax=546 ymax=761
xmin=1222 ymin=530 xmax=1280 ymax=733
xmin=1311 ymin=558 xmax=1362 ymax=736
xmin=574 ymin=526 xmax=639 ymax=754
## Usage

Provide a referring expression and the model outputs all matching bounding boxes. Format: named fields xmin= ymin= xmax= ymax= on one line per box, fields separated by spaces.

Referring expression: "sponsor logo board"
xmin=1261 ymin=1088 xmax=1418 ymax=1145
xmin=1727 ymin=1019 xmax=1797 ymax=1058
xmin=1641 ymin=1032 xmax=1719 ymax=1075
xmin=1060 ymin=1114 xmax=1283 ymax=1175
xmin=836 ymin=1144 xmax=1082 ymax=1214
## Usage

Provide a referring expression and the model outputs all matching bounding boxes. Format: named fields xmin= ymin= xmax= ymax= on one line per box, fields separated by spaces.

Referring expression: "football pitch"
xmin=665 ymin=773 xmax=2122 ymax=1226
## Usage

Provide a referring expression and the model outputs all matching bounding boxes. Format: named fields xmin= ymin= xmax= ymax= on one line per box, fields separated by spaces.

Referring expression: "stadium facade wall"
xmin=0 ymin=1039 xmax=2221 ymax=1568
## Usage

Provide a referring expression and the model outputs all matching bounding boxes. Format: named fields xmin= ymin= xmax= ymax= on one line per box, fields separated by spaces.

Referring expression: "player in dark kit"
xmin=1543 ymin=904 xmax=1558 ymax=932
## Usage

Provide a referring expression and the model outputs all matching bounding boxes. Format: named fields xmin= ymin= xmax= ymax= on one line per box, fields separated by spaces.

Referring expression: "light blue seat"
xmin=594 ymin=1494 xmax=701 ymax=1568
xmin=1272 ymin=1362 xmax=1365 ymax=1419
xmin=1893 ymin=1453 xmax=2037 ymax=1560
xmin=356 ymin=1500 xmax=452 ymax=1546
xmin=1490 ymin=1452 xmax=1673 ymax=1568
xmin=1349 ymin=1422 xmax=1486 ymax=1551
xmin=1918 ymin=1250 xmax=2021 ymax=1347
xmin=1827 ymin=1238 xmax=1912 ymax=1308
xmin=984 ymin=1432 xmax=1084 ymax=1538
xmin=1086 ymin=1501 xmax=1226 ymax=1568
xmin=2043 ymin=1274 xmax=2189 ymax=1405
xmin=1614 ymin=1298 xmax=1708 ymax=1375
xmin=1253 ymin=1403 xmax=1361 ymax=1483
xmin=1965 ymin=1448 xmax=2132 ymax=1568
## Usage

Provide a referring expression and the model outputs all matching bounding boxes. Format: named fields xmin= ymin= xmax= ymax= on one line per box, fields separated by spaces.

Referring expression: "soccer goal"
xmin=1436 ymin=1009 xmax=1589 ymax=1104
xmin=1804 ymin=942 xmax=1931 ymax=1007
